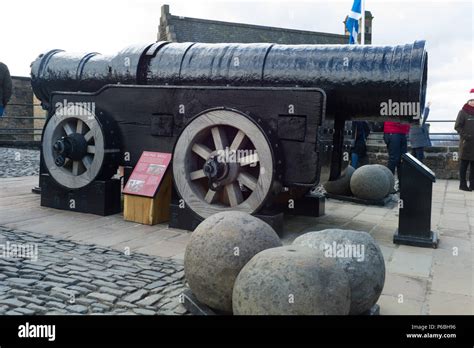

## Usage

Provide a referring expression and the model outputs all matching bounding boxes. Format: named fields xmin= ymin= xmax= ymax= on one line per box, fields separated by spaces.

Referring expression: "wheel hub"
xmin=203 ymin=153 xmax=241 ymax=191
xmin=53 ymin=133 xmax=88 ymax=163
xmin=203 ymin=156 xmax=227 ymax=181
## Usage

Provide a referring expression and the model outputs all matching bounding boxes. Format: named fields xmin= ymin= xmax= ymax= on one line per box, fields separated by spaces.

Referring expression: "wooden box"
xmin=123 ymin=171 xmax=172 ymax=225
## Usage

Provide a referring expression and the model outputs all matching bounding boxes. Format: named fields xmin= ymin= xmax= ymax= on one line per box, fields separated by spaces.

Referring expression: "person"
xmin=454 ymin=89 xmax=474 ymax=191
xmin=383 ymin=120 xmax=409 ymax=175
xmin=0 ymin=62 xmax=13 ymax=117
xmin=351 ymin=121 xmax=370 ymax=168
xmin=409 ymin=101 xmax=432 ymax=161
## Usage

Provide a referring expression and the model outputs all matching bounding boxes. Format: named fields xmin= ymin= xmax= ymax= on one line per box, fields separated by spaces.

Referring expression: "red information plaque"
xmin=123 ymin=151 xmax=172 ymax=198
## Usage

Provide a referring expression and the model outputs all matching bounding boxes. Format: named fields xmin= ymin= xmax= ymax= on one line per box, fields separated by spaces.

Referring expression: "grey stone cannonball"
xmin=373 ymin=164 xmax=396 ymax=194
xmin=293 ymin=229 xmax=385 ymax=315
xmin=184 ymin=211 xmax=282 ymax=313
xmin=350 ymin=165 xmax=390 ymax=200
xmin=232 ymin=245 xmax=351 ymax=315
xmin=323 ymin=165 xmax=355 ymax=196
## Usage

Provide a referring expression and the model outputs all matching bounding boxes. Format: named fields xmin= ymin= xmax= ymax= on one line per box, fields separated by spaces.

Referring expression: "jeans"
xmin=351 ymin=153 xmax=359 ymax=169
xmin=460 ymin=160 xmax=474 ymax=188
xmin=412 ymin=147 xmax=425 ymax=161
xmin=383 ymin=133 xmax=408 ymax=175
xmin=0 ymin=105 xmax=4 ymax=117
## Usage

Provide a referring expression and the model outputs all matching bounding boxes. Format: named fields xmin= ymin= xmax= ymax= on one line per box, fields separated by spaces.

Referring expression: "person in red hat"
xmin=455 ymin=89 xmax=474 ymax=191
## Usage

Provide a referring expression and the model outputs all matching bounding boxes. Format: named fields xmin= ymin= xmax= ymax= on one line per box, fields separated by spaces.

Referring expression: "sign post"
xmin=393 ymin=153 xmax=438 ymax=248
xmin=123 ymin=151 xmax=172 ymax=225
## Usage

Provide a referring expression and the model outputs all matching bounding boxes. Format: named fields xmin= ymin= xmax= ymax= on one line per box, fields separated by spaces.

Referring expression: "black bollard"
xmin=393 ymin=153 xmax=439 ymax=248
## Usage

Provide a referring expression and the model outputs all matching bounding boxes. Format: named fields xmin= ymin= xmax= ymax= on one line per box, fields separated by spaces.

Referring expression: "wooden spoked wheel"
xmin=42 ymin=104 xmax=106 ymax=189
xmin=173 ymin=109 xmax=275 ymax=219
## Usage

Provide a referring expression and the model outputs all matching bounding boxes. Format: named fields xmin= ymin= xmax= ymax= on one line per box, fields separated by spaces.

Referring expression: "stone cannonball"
xmin=372 ymin=164 xmax=395 ymax=194
xmin=232 ymin=245 xmax=351 ymax=315
xmin=350 ymin=165 xmax=390 ymax=200
xmin=184 ymin=211 xmax=282 ymax=313
xmin=323 ymin=165 xmax=355 ymax=196
xmin=293 ymin=229 xmax=385 ymax=315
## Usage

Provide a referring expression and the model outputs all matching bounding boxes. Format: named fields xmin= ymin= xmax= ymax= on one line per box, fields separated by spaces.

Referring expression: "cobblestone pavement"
xmin=0 ymin=148 xmax=40 ymax=177
xmin=0 ymin=227 xmax=188 ymax=315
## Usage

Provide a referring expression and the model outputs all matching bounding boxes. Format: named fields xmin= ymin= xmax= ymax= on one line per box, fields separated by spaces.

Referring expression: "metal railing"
xmin=367 ymin=120 xmax=459 ymax=148
xmin=0 ymin=102 xmax=46 ymax=146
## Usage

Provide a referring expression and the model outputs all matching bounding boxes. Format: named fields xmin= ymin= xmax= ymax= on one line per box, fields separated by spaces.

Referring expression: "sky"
xmin=1 ymin=0 xmax=473 ymax=131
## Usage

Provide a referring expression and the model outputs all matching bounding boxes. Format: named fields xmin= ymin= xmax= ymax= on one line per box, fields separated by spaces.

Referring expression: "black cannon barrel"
xmin=31 ymin=41 xmax=427 ymax=119
xmin=31 ymin=44 xmax=150 ymax=105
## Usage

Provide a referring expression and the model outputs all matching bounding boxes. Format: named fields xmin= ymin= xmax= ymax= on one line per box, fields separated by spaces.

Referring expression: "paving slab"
xmin=135 ymin=240 xmax=186 ymax=258
xmin=388 ymin=249 xmax=433 ymax=278
xmin=431 ymin=251 xmax=472 ymax=296
xmin=427 ymin=291 xmax=473 ymax=315
xmin=353 ymin=213 xmax=387 ymax=224
xmin=378 ymin=245 xmax=396 ymax=263
xmin=382 ymin=273 xmax=428 ymax=302
xmin=369 ymin=226 xmax=396 ymax=245
xmin=377 ymin=295 xmax=423 ymax=315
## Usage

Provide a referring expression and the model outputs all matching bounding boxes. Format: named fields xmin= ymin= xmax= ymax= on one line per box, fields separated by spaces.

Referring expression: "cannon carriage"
xmin=31 ymin=40 xmax=428 ymax=221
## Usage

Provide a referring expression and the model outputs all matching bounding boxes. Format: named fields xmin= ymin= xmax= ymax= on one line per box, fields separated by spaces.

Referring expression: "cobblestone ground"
xmin=0 ymin=227 xmax=188 ymax=315
xmin=0 ymin=148 xmax=40 ymax=177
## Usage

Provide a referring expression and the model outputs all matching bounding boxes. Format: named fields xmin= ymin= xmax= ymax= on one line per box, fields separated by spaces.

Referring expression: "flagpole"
xmin=361 ymin=0 xmax=365 ymax=45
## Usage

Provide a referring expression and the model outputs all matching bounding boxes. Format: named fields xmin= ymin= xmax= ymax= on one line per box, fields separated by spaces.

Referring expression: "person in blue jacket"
xmin=409 ymin=101 xmax=432 ymax=161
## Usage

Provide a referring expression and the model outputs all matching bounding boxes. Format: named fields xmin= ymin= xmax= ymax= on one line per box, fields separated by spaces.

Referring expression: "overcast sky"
xmin=1 ymin=0 xmax=473 ymax=131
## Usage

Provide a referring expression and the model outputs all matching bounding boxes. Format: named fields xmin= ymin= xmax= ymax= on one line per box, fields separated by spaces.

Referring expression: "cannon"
xmin=31 ymin=41 xmax=428 ymax=221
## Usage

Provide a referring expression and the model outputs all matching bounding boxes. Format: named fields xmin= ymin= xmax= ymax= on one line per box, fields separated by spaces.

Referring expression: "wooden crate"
xmin=123 ymin=172 xmax=172 ymax=225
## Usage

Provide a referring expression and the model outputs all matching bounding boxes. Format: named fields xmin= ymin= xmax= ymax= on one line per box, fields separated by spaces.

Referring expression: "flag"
xmin=346 ymin=0 xmax=362 ymax=44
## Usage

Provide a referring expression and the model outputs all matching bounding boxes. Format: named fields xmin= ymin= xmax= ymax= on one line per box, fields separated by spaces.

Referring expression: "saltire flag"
xmin=346 ymin=0 xmax=362 ymax=44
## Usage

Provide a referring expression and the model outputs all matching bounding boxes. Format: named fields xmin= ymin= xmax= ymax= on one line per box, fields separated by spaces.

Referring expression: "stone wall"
xmin=33 ymin=95 xmax=47 ymax=141
xmin=4 ymin=76 xmax=33 ymax=117
xmin=366 ymin=145 xmax=460 ymax=180
xmin=158 ymin=4 xmax=350 ymax=44
xmin=0 ymin=76 xmax=44 ymax=145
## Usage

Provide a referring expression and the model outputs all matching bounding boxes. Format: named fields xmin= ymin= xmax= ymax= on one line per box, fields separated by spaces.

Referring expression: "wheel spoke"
xmin=238 ymin=172 xmax=258 ymax=191
xmin=211 ymin=127 xmax=228 ymax=151
xmin=63 ymin=122 xmax=74 ymax=135
xmin=192 ymin=143 xmax=212 ymax=160
xmin=82 ymin=156 xmax=92 ymax=170
xmin=204 ymin=189 xmax=217 ymax=204
xmin=226 ymin=183 xmax=243 ymax=207
xmin=190 ymin=169 xmax=206 ymax=180
xmin=76 ymin=119 xmax=84 ymax=134
xmin=84 ymin=130 xmax=93 ymax=142
xmin=239 ymin=153 xmax=259 ymax=167
xmin=87 ymin=145 xmax=96 ymax=154
xmin=72 ymin=161 xmax=80 ymax=176
xmin=230 ymin=130 xmax=247 ymax=151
